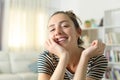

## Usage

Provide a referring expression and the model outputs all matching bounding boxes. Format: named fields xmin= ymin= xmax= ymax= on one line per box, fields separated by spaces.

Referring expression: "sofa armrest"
xmin=9 ymin=52 xmax=39 ymax=73
xmin=0 ymin=52 xmax=11 ymax=73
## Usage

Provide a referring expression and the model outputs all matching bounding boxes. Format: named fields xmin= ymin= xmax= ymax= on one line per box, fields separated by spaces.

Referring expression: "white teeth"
xmin=58 ymin=38 xmax=66 ymax=42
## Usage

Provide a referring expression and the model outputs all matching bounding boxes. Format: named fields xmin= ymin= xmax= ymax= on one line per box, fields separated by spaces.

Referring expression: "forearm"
xmin=50 ymin=54 xmax=69 ymax=80
xmin=73 ymin=53 xmax=89 ymax=80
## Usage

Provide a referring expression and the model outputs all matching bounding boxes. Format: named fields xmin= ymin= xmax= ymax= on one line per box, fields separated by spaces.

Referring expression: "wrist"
xmin=60 ymin=52 xmax=69 ymax=65
xmin=81 ymin=51 xmax=90 ymax=61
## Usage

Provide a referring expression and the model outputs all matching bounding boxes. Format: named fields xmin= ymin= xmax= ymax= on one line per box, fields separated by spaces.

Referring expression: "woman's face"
xmin=48 ymin=13 xmax=81 ymax=48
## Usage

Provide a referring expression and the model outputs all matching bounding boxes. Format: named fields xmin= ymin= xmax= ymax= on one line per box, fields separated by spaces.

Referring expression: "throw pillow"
xmin=28 ymin=61 xmax=38 ymax=73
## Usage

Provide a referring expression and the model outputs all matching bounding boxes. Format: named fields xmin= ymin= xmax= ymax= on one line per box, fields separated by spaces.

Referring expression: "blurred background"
xmin=0 ymin=0 xmax=120 ymax=52
xmin=0 ymin=0 xmax=120 ymax=80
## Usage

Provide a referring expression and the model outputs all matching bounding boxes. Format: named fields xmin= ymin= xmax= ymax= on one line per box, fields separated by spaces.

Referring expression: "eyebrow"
xmin=48 ymin=20 xmax=69 ymax=28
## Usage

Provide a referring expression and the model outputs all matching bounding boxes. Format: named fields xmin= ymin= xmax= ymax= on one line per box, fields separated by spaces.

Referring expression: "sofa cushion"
xmin=0 ymin=74 xmax=22 ymax=80
xmin=0 ymin=52 xmax=11 ymax=73
xmin=28 ymin=61 xmax=38 ymax=73
xmin=17 ymin=72 xmax=37 ymax=80
xmin=9 ymin=52 xmax=39 ymax=73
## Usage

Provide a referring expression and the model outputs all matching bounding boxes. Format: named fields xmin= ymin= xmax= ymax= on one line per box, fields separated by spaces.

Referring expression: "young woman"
xmin=38 ymin=11 xmax=108 ymax=80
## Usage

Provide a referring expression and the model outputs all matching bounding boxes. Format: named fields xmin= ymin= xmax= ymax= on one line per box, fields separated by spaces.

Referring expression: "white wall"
xmin=47 ymin=0 xmax=61 ymax=17
xmin=52 ymin=0 xmax=120 ymax=23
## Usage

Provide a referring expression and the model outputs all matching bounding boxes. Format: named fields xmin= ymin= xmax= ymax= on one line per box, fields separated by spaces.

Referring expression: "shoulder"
xmin=39 ymin=50 xmax=53 ymax=60
xmin=89 ymin=55 xmax=108 ymax=63
xmin=38 ymin=50 xmax=59 ymax=65
xmin=39 ymin=50 xmax=50 ymax=57
xmin=88 ymin=55 xmax=108 ymax=67
xmin=38 ymin=51 xmax=58 ymax=75
xmin=87 ymin=55 xmax=108 ymax=79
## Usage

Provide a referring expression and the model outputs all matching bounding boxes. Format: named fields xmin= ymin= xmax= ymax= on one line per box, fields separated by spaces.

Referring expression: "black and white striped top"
xmin=38 ymin=51 xmax=108 ymax=80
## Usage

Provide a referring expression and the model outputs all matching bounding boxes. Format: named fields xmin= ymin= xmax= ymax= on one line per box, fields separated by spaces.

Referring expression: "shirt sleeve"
xmin=87 ymin=55 xmax=108 ymax=80
xmin=37 ymin=51 xmax=55 ymax=76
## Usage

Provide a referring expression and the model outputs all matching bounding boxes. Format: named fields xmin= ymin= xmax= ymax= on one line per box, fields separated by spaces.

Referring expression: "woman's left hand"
xmin=82 ymin=40 xmax=106 ymax=59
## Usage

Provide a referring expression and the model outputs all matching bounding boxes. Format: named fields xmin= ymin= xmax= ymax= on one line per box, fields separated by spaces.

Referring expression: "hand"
xmin=45 ymin=38 xmax=69 ymax=59
xmin=82 ymin=40 xmax=106 ymax=59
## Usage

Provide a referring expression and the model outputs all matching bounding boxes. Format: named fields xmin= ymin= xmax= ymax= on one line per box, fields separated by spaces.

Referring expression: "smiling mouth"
xmin=56 ymin=37 xmax=68 ymax=43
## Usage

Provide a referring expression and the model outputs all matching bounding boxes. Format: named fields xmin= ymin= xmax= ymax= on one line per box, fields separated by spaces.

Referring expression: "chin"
xmin=60 ymin=43 xmax=70 ymax=49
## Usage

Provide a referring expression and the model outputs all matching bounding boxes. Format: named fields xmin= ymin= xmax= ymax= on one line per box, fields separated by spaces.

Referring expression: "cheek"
xmin=48 ymin=33 xmax=54 ymax=39
xmin=48 ymin=34 xmax=52 ymax=39
xmin=66 ymin=28 xmax=73 ymax=34
xmin=68 ymin=28 xmax=78 ymax=37
xmin=72 ymin=32 xmax=80 ymax=42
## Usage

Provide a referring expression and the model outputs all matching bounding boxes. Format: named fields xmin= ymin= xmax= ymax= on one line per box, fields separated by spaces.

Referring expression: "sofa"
xmin=0 ymin=51 xmax=40 ymax=80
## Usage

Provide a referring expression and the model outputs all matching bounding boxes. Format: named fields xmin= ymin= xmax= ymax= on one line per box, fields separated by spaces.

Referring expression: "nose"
xmin=55 ymin=27 xmax=63 ymax=36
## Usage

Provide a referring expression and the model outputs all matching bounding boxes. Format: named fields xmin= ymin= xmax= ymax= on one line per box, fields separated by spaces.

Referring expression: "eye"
xmin=49 ymin=28 xmax=55 ymax=32
xmin=63 ymin=25 xmax=69 ymax=27
xmin=61 ymin=24 xmax=69 ymax=28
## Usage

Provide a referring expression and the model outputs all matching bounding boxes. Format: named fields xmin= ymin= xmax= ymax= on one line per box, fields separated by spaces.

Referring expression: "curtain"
xmin=4 ymin=0 xmax=49 ymax=52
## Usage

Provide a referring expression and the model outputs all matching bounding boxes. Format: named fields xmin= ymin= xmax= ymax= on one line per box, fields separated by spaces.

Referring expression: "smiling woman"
xmin=37 ymin=11 xmax=108 ymax=80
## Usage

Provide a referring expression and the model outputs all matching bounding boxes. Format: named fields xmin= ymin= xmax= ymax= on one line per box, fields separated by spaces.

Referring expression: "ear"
xmin=76 ymin=28 xmax=82 ymax=36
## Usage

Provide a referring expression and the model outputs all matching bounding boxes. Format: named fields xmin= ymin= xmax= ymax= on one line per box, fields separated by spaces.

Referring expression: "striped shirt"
xmin=38 ymin=51 xmax=108 ymax=80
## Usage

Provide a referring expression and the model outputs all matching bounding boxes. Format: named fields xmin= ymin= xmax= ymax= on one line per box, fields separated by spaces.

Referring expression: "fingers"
xmin=91 ymin=40 xmax=106 ymax=54
xmin=45 ymin=39 xmax=55 ymax=55
xmin=83 ymin=40 xmax=106 ymax=58
xmin=91 ymin=40 xmax=105 ymax=47
xmin=91 ymin=40 xmax=99 ymax=48
xmin=45 ymin=40 xmax=49 ymax=51
xmin=45 ymin=39 xmax=54 ymax=50
xmin=45 ymin=38 xmax=56 ymax=47
xmin=45 ymin=38 xmax=60 ymax=52
xmin=45 ymin=39 xmax=50 ymax=48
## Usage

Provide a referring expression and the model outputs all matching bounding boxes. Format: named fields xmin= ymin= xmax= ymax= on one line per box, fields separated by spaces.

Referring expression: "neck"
xmin=66 ymin=46 xmax=84 ymax=73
